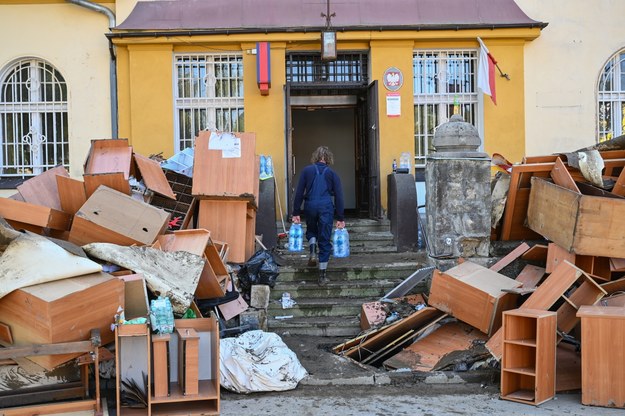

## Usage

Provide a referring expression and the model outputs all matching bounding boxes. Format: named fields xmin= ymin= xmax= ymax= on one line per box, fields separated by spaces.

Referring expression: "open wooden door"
xmin=366 ymin=81 xmax=381 ymax=219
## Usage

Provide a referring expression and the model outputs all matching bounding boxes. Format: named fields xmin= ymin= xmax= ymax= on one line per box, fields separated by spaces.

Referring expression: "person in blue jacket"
xmin=291 ymin=146 xmax=345 ymax=286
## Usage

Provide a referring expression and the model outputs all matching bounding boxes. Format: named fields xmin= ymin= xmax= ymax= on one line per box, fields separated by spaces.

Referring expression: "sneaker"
xmin=318 ymin=269 xmax=328 ymax=286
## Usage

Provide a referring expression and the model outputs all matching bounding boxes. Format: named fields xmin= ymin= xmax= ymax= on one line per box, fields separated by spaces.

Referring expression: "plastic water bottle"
xmin=333 ymin=228 xmax=350 ymax=258
xmin=289 ymin=224 xmax=303 ymax=252
xmin=260 ymin=155 xmax=267 ymax=177
xmin=392 ymin=159 xmax=397 ymax=173
xmin=265 ymin=155 xmax=274 ymax=177
xmin=295 ymin=224 xmax=303 ymax=251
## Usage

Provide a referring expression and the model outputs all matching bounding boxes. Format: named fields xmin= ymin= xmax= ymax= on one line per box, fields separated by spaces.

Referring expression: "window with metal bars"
xmin=173 ymin=53 xmax=244 ymax=152
xmin=413 ymin=50 xmax=479 ymax=168
xmin=597 ymin=50 xmax=625 ymax=142
xmin=286 ymin=52 xmax=368 ymax=88
xmin=0 ymin=58 xmax=69 ymax=178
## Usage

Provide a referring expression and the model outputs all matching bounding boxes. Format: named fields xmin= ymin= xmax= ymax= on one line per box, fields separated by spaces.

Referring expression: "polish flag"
xmin=477 ymin=37 xmax=497 ymax=105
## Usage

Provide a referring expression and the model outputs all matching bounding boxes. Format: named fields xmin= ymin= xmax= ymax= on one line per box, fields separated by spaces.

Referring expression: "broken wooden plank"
xmin=0 ymin=322 xmax=13 ymax=345
xmin=550 ymin=157 xmax=580 ymax=193
xmin=0 ymin=198 xmax=71 ymax=231
xmin=521 ymin=244 xmax=548 ymax=262
xmin=489 ymin=242 xmax=530 ymax=273
xmin=56 ymin=175 xmax=87 ymax=215
xmin=133 ymin=152 xmax=176 ymax=200
xmin=344 ymin=307 xmax=445 ymax=362
xmin=515 ymin=264 xmax=545 ymax=289
xmin=601 ymin=277 xmax=625 ymax=295
xmin=500 ymin=163 xmax=553 ymax=241
xmin=383 ymin=321 xmax=488 ymax=371
xmin=546 ymin=242 xmax=576 ymax=274
xmin=83 ymin=172 xmax=131 ymax=198
xmin=16 ymin=166 xmax=69 ymax=211
xmin=556 ymin=275 xmax=606 ymax=334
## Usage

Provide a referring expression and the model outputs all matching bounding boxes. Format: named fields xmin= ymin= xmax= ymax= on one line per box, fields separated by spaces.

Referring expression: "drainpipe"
xmin=65 ymin=0 xmax=118 ymax=139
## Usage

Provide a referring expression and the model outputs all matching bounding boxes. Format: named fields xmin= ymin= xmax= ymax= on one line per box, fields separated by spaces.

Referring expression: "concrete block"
xmin=250 ymin=284 xmax=271 ymax=309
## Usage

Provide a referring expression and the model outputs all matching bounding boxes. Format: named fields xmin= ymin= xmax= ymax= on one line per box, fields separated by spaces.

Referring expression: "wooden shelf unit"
xmin=501 ymin=308 xmax=556 ymax=406
xmin=149 ymin=316 xmax=221 ymax=415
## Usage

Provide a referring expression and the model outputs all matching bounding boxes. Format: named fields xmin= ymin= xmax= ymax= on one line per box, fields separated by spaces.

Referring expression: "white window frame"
xmin=0 ymin=58 xmax=68 ymax=177
xmin=173 ymin=53 xmax=244 ymax=152
xmin=413 ymin=49 xmax=481 ymax=168
xmin=597 ymin=50 xmax=625 ymax=142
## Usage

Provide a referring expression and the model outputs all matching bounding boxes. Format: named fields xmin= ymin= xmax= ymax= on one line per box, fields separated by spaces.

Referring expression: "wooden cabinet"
xmin=577 ymin=306 xmax=625 ymax=408
xmin=501 ymin=308 xmax=556 ymax=405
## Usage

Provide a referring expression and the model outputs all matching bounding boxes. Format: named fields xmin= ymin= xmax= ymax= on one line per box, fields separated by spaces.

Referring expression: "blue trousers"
xmin=304 ymin=199 xmax=334 ymax=263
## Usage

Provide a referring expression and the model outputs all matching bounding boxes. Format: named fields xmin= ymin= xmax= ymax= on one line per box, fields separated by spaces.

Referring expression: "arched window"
xmin=0 ymin=58 xmax=69 ymax=179
xmin=598 ymin=50 xmax=625 ymax=142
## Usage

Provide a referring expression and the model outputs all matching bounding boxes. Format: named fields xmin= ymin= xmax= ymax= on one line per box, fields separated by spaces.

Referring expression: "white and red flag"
xmin=477 ymin=37 xmax=497 ymax=105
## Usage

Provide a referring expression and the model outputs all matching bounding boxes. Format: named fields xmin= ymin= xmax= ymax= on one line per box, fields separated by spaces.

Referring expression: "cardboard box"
xmin=527 ymin=177 xmax=625 ymax=258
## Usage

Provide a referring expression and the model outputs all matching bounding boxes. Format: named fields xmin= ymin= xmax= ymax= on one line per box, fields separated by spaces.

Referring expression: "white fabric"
xmin=477 ymin=37 xmax=492 ymax=98
xmin=220 ymin=330 xmax=308 ymax=393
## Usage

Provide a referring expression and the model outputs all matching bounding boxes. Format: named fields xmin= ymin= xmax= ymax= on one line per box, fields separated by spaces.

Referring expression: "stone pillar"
xmin=425 ymin=115 xmax=491 ymax=266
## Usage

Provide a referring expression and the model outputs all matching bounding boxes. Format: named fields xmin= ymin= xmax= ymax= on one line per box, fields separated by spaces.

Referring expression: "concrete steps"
xmin=266 ymin=218 xmax=430 ymax=337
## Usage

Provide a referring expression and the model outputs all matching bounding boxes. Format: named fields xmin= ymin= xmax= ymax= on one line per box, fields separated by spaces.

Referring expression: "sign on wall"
xmin=383 ymin=67 xmax=403 ymax=91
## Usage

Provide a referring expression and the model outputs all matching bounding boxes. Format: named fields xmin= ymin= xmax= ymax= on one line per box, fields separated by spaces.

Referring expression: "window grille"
xmin=286 ymin=52 xmax=368 ymax=88
xmin=174 ymin=53 xmax=244 ymax=152
xmin=413 ymin=50 xmax=479 ymax=168
xmin=0 ymin=58 xmax=68 ymax=177
xmin=597 ymin=51 xmax=625 ymax=142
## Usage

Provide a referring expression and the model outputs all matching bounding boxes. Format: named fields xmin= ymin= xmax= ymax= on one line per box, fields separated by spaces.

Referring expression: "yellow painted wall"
xmin=125 ymin=44 xmax=174 ymax=156
xmin=370 ymin=40 xmax=415 ymax=209
xmin=0 ymin=3 xmax=114 ymax=178
xmin=112 ymin=28 xmax=539 ymax=215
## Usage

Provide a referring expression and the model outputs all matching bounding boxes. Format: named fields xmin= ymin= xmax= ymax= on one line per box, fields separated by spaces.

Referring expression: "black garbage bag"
xmin=237 ymin=249 xmax=280 ymax=293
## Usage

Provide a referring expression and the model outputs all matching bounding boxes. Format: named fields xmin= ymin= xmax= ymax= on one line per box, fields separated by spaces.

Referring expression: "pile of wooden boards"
xmin=0 ymin=134 xmax=260 ymax=413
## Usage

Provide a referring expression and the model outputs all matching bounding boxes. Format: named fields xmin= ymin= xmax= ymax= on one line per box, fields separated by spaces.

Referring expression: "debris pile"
xmin=0 ymin=132 xmax=290 ymax=414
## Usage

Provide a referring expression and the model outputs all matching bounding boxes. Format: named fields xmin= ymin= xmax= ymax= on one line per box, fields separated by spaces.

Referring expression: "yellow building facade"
xmin=110 ymin=0 xmax=542 ymax=217
xmin=1 ymin=0 xmax=543 ymax=218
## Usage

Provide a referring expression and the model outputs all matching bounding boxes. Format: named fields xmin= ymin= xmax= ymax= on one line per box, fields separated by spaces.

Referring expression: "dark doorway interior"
xmin=292 ymin=108 xmax=357 ymax=212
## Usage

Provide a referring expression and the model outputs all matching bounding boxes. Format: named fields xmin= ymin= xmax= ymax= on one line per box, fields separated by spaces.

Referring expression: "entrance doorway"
xmin=292 ymin=107 xmax=356 ymax=212
xmin=285 ymin=83 xmax=380 ymax=219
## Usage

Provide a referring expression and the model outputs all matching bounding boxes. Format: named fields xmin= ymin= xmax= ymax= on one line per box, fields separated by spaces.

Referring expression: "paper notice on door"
xmin=208 ymin=131 xmax=236 ymax=150
xmin=386 ymin=93 xmax=401 ymax=117
xmin=222 ymin=137 xmax=241 ymax=158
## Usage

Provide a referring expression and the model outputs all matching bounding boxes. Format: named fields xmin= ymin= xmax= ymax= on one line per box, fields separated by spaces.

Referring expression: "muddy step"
xmin=267 ymin=315 xmax=362 ymax=337
xmin=269 ymin=279 xmax=400 ymax=299
xmin=276 ymin=264 xmax=420 ymax=282
xmin=267 ymin=297 xmax=372 ymax=318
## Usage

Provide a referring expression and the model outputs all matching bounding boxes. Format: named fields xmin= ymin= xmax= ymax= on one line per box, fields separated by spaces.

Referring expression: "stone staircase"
xmin=267 ymin=218 xmax=430 ymax=337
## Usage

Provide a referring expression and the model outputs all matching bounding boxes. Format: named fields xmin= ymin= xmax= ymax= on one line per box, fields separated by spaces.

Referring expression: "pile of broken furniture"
xmin=0 ymin=131 xmax=262 ymax=415
xmin=335 ymin=145 xmax=625 ymax=409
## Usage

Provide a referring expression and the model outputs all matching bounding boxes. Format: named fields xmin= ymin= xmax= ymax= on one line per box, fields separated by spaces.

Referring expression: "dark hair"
xmin=311 ymin=146 xmax=334 ymax=165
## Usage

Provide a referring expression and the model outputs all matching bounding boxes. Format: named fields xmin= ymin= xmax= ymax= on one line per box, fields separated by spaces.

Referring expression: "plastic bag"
xmin=237 ymin=249 xmax=280 ymax=293
xmin=150 ymin=296 xmax=174 ymax=334
xmin=332 ymin=228 xmax=350 ymax=258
